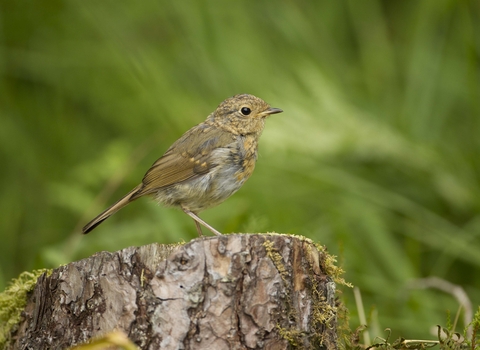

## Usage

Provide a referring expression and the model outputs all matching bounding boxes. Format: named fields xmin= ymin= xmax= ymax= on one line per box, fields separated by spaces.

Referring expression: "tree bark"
xmin=8 ymin=234 xmax=338 ymax=350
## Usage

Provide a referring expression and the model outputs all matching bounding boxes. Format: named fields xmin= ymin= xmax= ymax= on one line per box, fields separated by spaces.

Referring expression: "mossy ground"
xmin=0 ymin=269 xmax=52 ymax=348
xmin=2 ymin=237 xmax=479 ymax=349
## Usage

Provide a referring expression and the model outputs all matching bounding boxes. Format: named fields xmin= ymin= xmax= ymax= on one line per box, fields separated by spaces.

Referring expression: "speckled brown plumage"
xmin=83 ymin=94 xmax=282 ymax=236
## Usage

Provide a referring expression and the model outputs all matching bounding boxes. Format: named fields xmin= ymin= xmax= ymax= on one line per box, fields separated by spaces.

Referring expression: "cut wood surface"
xmin=8 ymin=234 xmax=338 ymax=350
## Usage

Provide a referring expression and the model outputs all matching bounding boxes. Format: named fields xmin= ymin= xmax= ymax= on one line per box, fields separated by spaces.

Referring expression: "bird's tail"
xmin=82 ymin=184 xmax=142 ymax=234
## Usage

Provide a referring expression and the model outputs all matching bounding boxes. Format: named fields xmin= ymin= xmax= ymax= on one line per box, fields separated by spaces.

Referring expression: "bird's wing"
xmin=135 ymin=124 xmax=235 ymax=196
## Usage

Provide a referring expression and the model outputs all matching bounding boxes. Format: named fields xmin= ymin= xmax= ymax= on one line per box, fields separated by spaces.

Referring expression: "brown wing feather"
xmin=134 ymin=124 xmax=235 ymax=196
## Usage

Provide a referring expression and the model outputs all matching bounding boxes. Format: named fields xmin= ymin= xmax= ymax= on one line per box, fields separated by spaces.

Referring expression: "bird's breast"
xmin=208 ymin=135 xmax=259 ymax=185
xmin=235 ymin=136 xmax=258 ymax=181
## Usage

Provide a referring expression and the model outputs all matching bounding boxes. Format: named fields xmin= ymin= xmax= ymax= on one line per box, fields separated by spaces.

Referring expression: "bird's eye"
xmin=240 ymin=107 xmax=251 ymax=116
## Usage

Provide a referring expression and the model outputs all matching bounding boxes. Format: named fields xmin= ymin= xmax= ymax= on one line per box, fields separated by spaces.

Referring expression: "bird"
xmin=82 ymin=94 xmax=283 ymax=236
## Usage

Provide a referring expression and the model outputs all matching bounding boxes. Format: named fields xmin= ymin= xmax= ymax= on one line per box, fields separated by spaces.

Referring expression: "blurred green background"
xmin=1 ymin=0 xmax=479 ymax=343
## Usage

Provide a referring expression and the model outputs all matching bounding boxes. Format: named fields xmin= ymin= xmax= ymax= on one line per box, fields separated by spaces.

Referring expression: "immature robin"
xmin=82 ymin=94 xmax=283 ymax=236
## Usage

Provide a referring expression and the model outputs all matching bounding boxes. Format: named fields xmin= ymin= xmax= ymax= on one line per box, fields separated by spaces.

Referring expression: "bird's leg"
xmin=194 ymin=220 xmax=203 ymax=237
xmin=181 ymin=207 xmax=223 ymax=236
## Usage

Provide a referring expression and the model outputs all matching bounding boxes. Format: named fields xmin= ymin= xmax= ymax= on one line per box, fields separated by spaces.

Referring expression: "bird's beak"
xmin=261 ymin=107 xmax=283 ymax=117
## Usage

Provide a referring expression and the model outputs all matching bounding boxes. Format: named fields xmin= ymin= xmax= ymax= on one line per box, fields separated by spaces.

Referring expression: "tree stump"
xmin=8 ymin=234 xmax=338 ymax=349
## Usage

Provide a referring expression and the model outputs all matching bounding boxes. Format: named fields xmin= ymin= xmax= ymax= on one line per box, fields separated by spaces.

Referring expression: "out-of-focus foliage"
xmin=0 ymin=0 xmax=479 ymax=343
